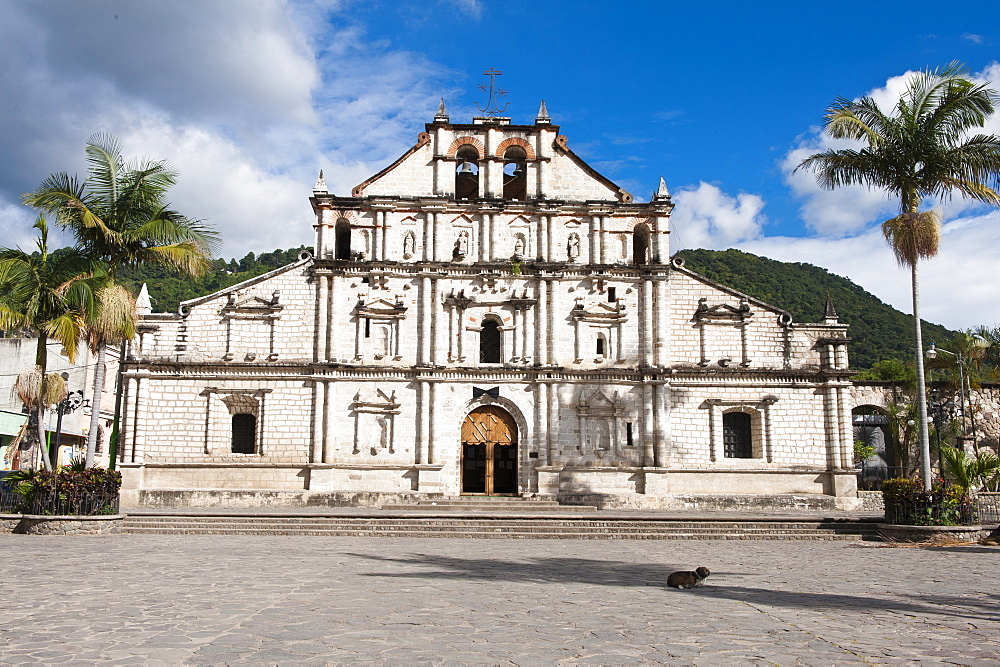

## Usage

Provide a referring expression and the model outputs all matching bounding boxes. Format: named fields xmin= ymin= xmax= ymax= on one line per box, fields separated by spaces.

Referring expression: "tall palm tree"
xmin=0 ymin=216 xmax=101 ymax=469
xmin=797 ymin=62 xmax=1000 ymax=490
xmin=23 ymin=133 xmax=217 ymax=467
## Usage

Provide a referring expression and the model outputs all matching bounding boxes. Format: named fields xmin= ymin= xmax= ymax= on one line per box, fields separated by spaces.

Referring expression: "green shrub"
xmin=882 ymin=477 xmax=976 ymax=526
xmin=2 ymin=466 xmax=121 ymax=515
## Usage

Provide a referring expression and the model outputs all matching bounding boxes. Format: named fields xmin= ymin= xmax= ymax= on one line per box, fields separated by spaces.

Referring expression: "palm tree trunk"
xmin=85 ymin=344 xmax=107 ymax=467
xmin=33 ymin=335 xmax=52 ymax=471
xmin=911 ymin=260 xmax=932 ymax=490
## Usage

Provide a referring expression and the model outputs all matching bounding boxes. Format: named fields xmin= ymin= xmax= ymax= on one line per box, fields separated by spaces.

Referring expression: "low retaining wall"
xmin=0 ymin=514 xmax=124 ymax=535
xmin=878 ymin=523 xmax=985 ymax=544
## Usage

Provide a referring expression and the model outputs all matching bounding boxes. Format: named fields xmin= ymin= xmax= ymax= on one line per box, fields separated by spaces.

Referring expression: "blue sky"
xmin=1 ymin=0 xmax=999 ymax=330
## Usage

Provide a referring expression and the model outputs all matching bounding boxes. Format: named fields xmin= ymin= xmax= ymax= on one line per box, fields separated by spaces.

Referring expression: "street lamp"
xmin=926 ymin=343 xmax=967 ymax=451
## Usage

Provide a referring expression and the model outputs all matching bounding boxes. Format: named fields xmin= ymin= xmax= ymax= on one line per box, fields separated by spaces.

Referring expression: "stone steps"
xmin=122 ymin=515 xmax=880 ymax=540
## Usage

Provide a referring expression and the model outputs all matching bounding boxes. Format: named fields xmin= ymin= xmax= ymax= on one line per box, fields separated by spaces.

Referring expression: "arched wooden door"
xmin=461 ymin=406 xmax=518 ymax=495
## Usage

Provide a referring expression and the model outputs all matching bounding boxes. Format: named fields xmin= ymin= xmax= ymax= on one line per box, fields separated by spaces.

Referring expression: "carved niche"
xmin=693 ymin=297 xmax=753 ymax=368
xmin=354 ymin=296 xmax=407 ymax=361
xmin=220 ymin=290 xmax=283 ymax=361
xmin=351 ymin=388 xmax=401 ymax=456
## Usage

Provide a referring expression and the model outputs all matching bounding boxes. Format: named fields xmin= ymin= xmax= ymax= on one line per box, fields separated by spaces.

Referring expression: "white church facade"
xmin=119 ymin=101 xmax=858 ymax=509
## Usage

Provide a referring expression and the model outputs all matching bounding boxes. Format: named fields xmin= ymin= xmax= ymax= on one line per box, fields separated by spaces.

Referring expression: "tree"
xmin=0 ymin=216 xmax=101 ymax=469
xmin=797 ymin=62 xmax=1000 ymax=489
xmin=23 ymin=134 xmax=217 ymax=467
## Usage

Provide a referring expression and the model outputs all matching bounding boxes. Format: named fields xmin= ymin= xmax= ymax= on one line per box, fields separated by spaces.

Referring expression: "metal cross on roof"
xmin=476 ymin=68 xmax=510 ymax=117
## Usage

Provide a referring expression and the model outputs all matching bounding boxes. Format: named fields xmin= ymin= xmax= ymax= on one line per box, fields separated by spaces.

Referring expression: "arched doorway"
xmin=461 ymin=405 xmax=518 ymax=495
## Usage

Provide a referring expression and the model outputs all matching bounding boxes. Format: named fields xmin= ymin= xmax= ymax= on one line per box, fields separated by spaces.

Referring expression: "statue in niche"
xmin=453 ymin=230 xmax=469 ymax=259
xmin=403 ymin=232 xmax=415 ymax=259
xmin=567 ymin=233 xmax=580 ymax=261
xmin=514 ymin=234 xmax=525 ymax=257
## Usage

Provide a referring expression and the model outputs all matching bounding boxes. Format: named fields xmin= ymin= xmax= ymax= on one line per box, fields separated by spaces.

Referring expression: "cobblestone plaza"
xmin=2 ymin=534 xmax=997 ymax=664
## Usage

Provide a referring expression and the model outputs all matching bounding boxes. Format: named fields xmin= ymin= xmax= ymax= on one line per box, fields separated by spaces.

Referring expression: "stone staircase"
xmin=122 ymin=511 xmax=881 ymax=541
xmin=379 ymin=496 xmax=597 ymax=513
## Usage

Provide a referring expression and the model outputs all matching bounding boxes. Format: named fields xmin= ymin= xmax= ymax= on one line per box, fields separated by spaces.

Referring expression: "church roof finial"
xmin=136 ymin=283 xmax=152 ymax=316
xmin=824 ymin=294 xmax=839 ymax=323
xmin=313 ymin=169 xmax=328 ymax=195
xmin=434 ymin=98 xmax=449 ymax=123
xmin=653 ymin=177 xmax=670 ymax=200
xmin=535 ymin=99 xmax=550 ymax=124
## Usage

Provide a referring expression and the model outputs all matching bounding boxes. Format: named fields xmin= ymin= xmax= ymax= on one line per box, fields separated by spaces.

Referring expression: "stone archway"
xmin=460 ymin=405 xmax=518 ymax=495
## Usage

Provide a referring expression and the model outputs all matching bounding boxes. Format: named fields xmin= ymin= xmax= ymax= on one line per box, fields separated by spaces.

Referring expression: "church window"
xmin=722 ymin=412 xmax=753 ymax=458
xmin=480 ymin=319 xmax=501 ymax=363
xmin=231 ymin=413 xmax=256 ymax=454
xmin=455 ymin=146 xmax=480 ymax=200
xmin=633 ymin=223 xmax=650 ymax=265
xmin=607 ymin=287 xmax=616 ymax=302
xmin=334 ymin=219 xmax=351 ymax=260
xmin=364 ymin=318 xmax=371 ymax=338
xmin=596 ymin=332 xmax=606 ymax=357
xmin=626 ymin=422 xmax=633 ymax=448
xmin=502 ymin=146 xmax=527 ymax=200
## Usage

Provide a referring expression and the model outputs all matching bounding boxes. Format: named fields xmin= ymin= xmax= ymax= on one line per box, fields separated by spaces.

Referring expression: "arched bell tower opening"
xmin=455 ymin=145 xmax=480 ymax=200
xmin=334 ymin=218 xmax=352 ymax=260
xmin=633 ymin=223 xmax=650 ymax=265
xmin=502 ymin=146 xmax=527 ymax=200
xmin=461 ymin=405 xmax=518 ymax=494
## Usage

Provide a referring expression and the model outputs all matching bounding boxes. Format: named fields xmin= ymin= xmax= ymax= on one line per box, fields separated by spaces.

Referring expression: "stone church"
xmin=120 ymin=100 xmax=858 ymax=509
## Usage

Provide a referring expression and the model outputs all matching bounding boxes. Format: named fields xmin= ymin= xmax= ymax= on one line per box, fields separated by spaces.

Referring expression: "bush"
xmin=882 ymin=477 xmax=977 ymax=526
xmin=2 ymin=466 xmax=121 ymax=515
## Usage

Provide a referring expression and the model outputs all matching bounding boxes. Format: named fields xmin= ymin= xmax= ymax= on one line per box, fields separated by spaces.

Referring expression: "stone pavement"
xmin=1 ymin=534 xmax=998 ymax=665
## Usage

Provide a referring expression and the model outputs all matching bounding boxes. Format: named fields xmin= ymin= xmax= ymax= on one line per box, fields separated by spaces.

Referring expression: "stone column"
xmin=536 ymin=381 xmax=548 ymax=466
xmin=642 ymin=278 xmax=654 ymax=365
xmin=430 ymin=278 xmax=440 ymax=365
xmin=547 ymin=382 xmax=558 ymax=464
xmin=380 ymin=210 xmax=389 ymax=261
xmin=428 ymin=381 xmax=437 ymax=464
xmin=328 ymin=276 xmax=339 ymax=362
xmin=642 ymin=382 xmax=655 ymax=468
xmin=419 ymin=275 xmax=432 ymax=364
xmin=546 ymin=279 xmax=558 ymax=366
xmin=315 ymin=274 xmax=329 ymax=362
xmin=422 ymin=212 xmax=431 ymax=262
xmin=311 ymin=380 xmax=326 ymax=463
xmin=654 ymin=276 xmax=668 ymax=367
xmin=545 ymin=214 xmax=554 ymax=262
xmin=838 ymin=385 xmax=853 ymax=469
xmin=536 ymin=277 xmax=547 ymax=365
xmin=489 ymin=213 xmax=498 ymax=261
xmin=417 ymin=380 xmax=429 ymax=464
xmin=824 ymin=386 xmax=841 ymax=469
xmin=598 ymin=215 xmax=606 ymax=264
xmin=324 ymin=381 xmax=337 ymax=463
xmin=131 ymin=376 xmax=147 ymax=464
xmin=588 ymin=216 xmax=598 ymax=264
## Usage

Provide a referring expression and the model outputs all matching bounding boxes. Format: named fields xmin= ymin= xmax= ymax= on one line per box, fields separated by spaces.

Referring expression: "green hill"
xmin=119 ymin=245 xmax=957 ymax=370
xmin=675 ymin=248 xmax=956 ymax=369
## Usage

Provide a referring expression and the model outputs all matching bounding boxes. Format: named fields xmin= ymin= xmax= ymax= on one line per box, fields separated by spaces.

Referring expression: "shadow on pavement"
xmin=347 ymin=552 xmax=1000 ymax=622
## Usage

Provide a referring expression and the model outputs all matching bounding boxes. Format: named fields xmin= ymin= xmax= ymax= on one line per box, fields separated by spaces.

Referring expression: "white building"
xmin=120 ymin=102 xmax=857 ymax=509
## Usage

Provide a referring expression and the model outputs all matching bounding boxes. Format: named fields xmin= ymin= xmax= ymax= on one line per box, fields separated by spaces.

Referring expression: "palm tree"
xmin=23 ymin=133 xmax=217 ymax=467
xmin=797 ymin=62 xmax=1000 ymax=490
xmin=0 ymin=216 xmax=101 ymax=469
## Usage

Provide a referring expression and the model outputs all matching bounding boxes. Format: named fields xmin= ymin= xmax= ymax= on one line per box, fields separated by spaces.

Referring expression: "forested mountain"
xmin=118 ymin=245 xmax=957 ymax=370
xmin=116 ymin=247 xmax=310 ymax=314
xmin=675 ymin=248 xmax=955 ymax=370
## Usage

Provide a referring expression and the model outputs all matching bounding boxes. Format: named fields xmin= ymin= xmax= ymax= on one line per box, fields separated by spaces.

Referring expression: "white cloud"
xmin=0 ymin=0 xmax=452 ymax=260
xmin=670 ymin=182 xmax=766 ymax=250
xmin=441 ymin=0 xmax=483 ymax=19
xmin=742 ymin=209 xmax=1000 ymax=330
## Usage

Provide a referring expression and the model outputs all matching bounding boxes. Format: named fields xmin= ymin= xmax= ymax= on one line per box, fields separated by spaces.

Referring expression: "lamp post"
xmin=926 ymin=343 xmax=967 ymax=452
